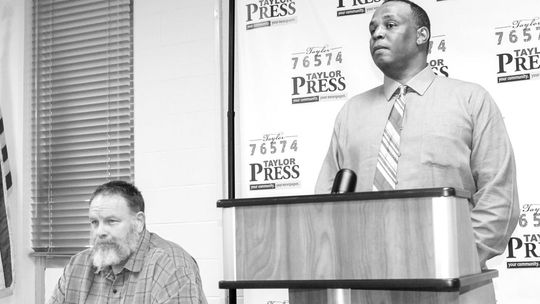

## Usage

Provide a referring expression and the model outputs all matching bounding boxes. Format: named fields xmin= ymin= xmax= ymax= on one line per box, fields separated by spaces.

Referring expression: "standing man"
xmin=48 ymin=181 xmax=207 ymax=304
xmin=316 ymin=0 xmax=519 ymax=268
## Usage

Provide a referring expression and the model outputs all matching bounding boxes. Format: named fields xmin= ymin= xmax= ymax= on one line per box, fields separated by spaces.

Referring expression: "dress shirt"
xmin=48 ymin=229 xmax=207 ymax=304
xmin=315 ymin=66 xmax=519 ymax=265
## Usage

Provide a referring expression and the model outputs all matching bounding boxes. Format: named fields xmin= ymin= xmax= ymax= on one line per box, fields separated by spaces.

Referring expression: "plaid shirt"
xmin=48 ymin=230 xmax=207 ymax=304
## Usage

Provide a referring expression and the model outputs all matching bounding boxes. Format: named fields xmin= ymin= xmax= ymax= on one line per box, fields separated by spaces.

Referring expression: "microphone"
xmin=331 ymin=169 xmax=357 ymax=194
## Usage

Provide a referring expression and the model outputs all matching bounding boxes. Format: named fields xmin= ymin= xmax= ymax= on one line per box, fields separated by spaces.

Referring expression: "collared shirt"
xmin=315 ymin=66 xmax=519 ymax=265
xmin=48 ymin=229 xmax=207 ymax=304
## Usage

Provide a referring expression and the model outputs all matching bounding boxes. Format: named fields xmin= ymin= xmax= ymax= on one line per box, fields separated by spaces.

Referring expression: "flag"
xmin=0 ymin=108 xmax=13 ymax=289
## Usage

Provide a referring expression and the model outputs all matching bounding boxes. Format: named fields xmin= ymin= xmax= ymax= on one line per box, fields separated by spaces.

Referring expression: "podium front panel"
xmin=221 ymin=191 xmax=479 ymax=281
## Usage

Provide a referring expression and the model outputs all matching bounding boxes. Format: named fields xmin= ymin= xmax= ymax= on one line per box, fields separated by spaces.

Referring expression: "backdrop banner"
xmin=235 ymin=0 xmax=540 ymax=303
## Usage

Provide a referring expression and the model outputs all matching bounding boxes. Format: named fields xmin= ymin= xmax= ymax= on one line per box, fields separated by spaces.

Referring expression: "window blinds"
xmin=31 ymin=0 xmax=134 ymax=256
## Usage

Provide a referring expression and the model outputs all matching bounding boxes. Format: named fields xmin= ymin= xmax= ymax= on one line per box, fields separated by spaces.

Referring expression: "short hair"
xmin=90 ymin=180 xmax=145 ymax=213
xmin=383 ymin=0 xmax=431 ymax=35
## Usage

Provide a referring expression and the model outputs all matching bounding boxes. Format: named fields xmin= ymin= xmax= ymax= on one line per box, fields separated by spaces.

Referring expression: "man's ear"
xmin=135 ymin=211 xmax=145 ymax=233
xmin=416 ymin=26 xmax=430 ymax=46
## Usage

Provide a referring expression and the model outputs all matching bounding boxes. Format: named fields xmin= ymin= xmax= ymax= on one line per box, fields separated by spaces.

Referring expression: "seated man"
xmin=48 ymin=181 xmax=207 ymax=304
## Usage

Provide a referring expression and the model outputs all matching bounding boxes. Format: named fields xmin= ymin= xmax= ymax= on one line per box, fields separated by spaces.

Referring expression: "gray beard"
xmin=91 ymin=224 xmax=140 ymax=271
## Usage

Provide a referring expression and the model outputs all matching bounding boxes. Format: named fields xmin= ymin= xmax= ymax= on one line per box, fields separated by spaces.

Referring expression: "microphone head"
xmin=331 ymin=168 xmax=357 ymax=194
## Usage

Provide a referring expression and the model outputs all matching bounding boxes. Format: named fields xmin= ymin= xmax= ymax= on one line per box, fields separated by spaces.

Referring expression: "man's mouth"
xmin=94 ymin=240 xmax=116 ymax=248
xmin=372 ymin=45 xmax=388 ymax=53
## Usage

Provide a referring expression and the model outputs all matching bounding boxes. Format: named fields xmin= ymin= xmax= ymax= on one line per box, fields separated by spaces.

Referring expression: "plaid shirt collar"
xmin=121 ymin=228 xmax=150 ymax=273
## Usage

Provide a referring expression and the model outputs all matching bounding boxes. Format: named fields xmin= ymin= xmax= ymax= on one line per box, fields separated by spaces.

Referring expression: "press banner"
xmin=235 ymin=0 xmax=540 ymax=303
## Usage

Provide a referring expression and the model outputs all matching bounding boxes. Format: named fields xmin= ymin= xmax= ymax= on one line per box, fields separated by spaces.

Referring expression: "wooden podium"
xmin=218 ymin=188 xmax=497 ymax=304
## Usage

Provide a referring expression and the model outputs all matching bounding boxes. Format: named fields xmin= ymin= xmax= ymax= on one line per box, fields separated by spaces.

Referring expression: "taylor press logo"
xmin=495 ymin=17 xmax=540 ymax=83
xmin=245 ymin=0 xmax=297 ymax=30
xmin=337 ymin=0 xmax=382 ymax=17
xmin=248 ymin=132 xmax=300 ymax=191
xmin=428 ymin=35 xmax=449 ymax=77
xmin=506 ymin=203 xmax=540 ymax=269
xmin=291 ymin=45 xmax=347 ymax=104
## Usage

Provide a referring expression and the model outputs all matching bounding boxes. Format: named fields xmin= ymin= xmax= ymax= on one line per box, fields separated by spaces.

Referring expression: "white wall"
xmin=0 ymin=0 xmax=36 ymax=303
xmin=2 ymin=1 xmax=226 ymax=303
xmin=133 ymin=1 xmax=225 ymax=303
xmin=0 ymin=0 xmax=227 ymax=302
xmin=41 ymin=0 xmax=227 ymax=303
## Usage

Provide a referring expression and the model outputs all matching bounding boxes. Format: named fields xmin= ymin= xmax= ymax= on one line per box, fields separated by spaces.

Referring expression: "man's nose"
xmin=94 ymin=223 xmax=108 ymax=238
xmin=372 ymin=26 xmax=385 ymax=40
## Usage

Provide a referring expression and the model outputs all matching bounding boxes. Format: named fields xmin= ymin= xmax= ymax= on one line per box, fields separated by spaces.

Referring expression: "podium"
xmin=218 ymin=188 xmax=497 ymax=304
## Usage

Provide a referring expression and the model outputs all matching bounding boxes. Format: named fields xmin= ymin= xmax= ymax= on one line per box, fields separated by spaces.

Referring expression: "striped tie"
xmin=373 ymin=85 xmax=407 ymax=191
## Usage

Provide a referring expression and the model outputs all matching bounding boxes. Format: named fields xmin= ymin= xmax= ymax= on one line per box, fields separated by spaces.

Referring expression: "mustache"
xmin=93 ymin=239 xmax=121 ymax=248
xmin=94 ymin=239 xmax=116 ymax=244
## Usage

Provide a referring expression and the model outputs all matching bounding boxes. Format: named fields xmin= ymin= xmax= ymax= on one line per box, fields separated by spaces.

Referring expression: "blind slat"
xmin=38 ymin=28 xmax=131 ymax=47
xmin=36 ymin=94 xmax=131 ymax=105
xmin=37 ymin=38 xmax=131 ymax=56
xmin=38 ymin=9 xmax=131 ymax=29
xmin=32 ymin=199 xmax=90 ymax=206
xmin=37 ymin=19 xmax=130 ymax=39
xmin=40 ymin=103 xmax=131 ymax=119
xmin=38 ymin=57 xmax=132 ymax=74
xmin=36 ymin=97 xmax=130 ymax=109
xmin=38 ymin=58 xmax=132 ymax=74
xmin=34 ymin=45 xmax=131 ymax=63
xmin=37 ymin=2 xmax=130 ymax=22
xmin=34 ymin=37 xmax=130 ymax=57
xmin=32 ymin=223 xmax=90 ymax=230
xmin=34 ymin=171 xmax=133 ymax=182
xmin=32 ymin=182 xmax=132 ymax=198
xmin=34 ymin=147 xmax=133 ymax=159
xmin=36 ymin=0 xmax=130 ymax=12
xmin=37 ymin=131 xmax=132 ymax=143
xmin=38 ymin=86 xmax=132 ymax=101
xmin=35 ymin=45 xmax=132 ymax=63
xmin=33 ymin=181 xmax=131 ymax=197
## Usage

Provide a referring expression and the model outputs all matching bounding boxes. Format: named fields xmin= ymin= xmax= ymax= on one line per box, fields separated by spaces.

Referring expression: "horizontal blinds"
xmin=31 ymin=0 xmax=134 ymax=256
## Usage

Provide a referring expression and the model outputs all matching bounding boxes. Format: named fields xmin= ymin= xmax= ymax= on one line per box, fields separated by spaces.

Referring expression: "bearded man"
xmin=48 ymin=181 xmax=207 ymax=304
